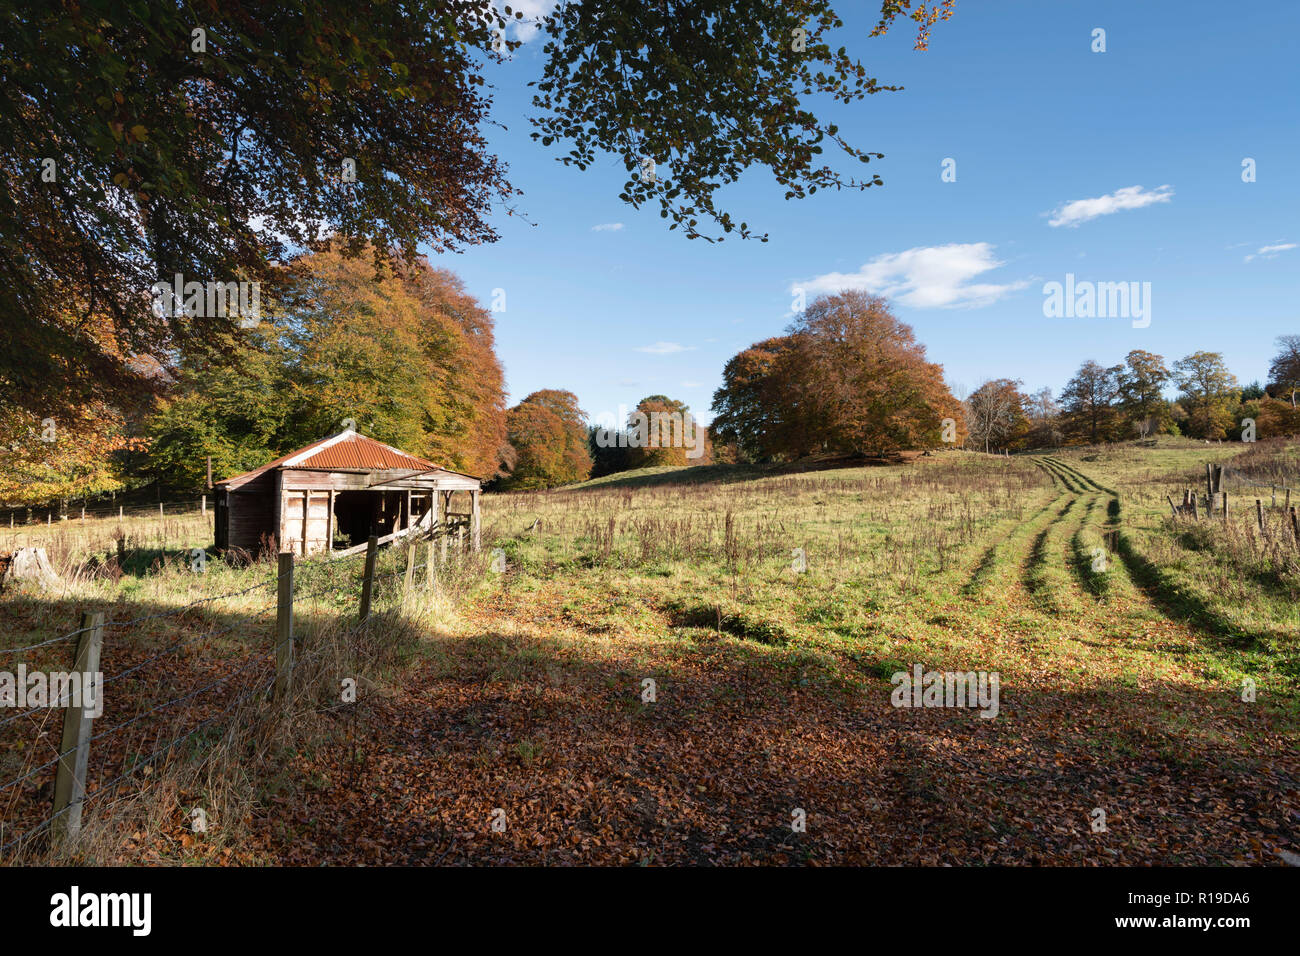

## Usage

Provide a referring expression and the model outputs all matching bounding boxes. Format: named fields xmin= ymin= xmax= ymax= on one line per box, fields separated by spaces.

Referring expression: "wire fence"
xmin=0 ymin=496 xmax=212 ymax=529
xmin=1220 ymin=465 xmax=1295 ymax=494
xmin=0 ymin=529 xmax=470 ymax=862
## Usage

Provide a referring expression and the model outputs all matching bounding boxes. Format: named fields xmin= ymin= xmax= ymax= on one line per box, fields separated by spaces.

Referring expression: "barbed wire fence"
xmin=1166 ymin=461 xmax=1300 ymax=542
xmin=0 ymin=530 xmax=469 ymax=861
xmin=1 ymin=495 xmax=213 ymax=528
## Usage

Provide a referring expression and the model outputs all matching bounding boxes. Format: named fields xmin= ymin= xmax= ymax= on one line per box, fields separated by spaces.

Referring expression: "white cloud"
xmin=680 ymin=381 xmax=703 ymax=388
xmin=793 ymin=243 xmax=1028 ymax=309
xmin=1245 ymin=242 xmax=1296 ymax=262
xmin=1047 ymin=185 xmax=1173 ymax=228
xmin=591 ymin=222 xmax=624 ymax=232
xmin=493 ymin=0 xmax=556 ymax=42
xmin=635 ymin=341 xmax=695 ymax=355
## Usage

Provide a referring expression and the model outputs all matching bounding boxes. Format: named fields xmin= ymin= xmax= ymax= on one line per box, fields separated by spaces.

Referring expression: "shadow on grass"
xmin=1115 ymin=532 xmax=1279 ymax=657
xmin=566 ymin=454 xmax=924 ymax=493
xmin=258 ymin=625 xmax=1299 ymax=866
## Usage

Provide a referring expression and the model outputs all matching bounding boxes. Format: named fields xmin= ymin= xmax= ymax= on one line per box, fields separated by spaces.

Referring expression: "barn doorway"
xmin=332 ymin=491 xmax=379 ymax=550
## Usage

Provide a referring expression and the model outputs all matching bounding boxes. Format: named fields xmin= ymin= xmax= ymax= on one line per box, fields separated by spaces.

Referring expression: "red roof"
xmin=216 ymin=431 xmax=441 ymax=488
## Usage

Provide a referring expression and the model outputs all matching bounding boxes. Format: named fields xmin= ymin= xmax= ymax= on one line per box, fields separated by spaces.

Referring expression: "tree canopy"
xmin=502 ymin=389 xmax=592 ymax=490
xmin=712 ymin=291 xmax=960 ymax=460
xmin=2 ymin=1 xmax=953 ymax=421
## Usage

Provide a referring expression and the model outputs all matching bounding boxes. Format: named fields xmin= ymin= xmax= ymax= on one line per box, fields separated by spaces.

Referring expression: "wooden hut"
xmin=213 ymin=430 xmax=481 ymax=557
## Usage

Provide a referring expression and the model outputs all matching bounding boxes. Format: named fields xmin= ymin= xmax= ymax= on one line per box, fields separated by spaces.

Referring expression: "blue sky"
xmin=424 ymin=1 xmax=1299 ymax=423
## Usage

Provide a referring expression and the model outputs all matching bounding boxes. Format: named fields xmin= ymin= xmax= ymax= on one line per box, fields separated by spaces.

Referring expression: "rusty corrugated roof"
xmin=216 ymin=431 xmax=443 ymax=489
xmin=295 ymin=434 xmax=435 ymax=471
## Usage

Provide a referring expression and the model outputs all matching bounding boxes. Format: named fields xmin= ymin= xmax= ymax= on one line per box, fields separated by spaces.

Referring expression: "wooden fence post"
xmin=404 ymin=541 xmax=417 ymax=605
xmin=426 ymin=540 xmax=436 ymax=596
xmin=1190 ymin=494 xmax=1199 ymax=520
xmin=1290 ymin=506 xmax=1299 ymax=545
xmin=202 ymin=495 xmax=207 ymax=516
xmin=1256 ymin=499 xmax=1265 ymax=533
xmin=118 ymin=505 xmax=123 ymax=520
xmin=275 ymin=552 xmax=294 ymax=700
xmin=359 ymin=534 xmax=379 ymax=622
xmin=1222 ymin=492 xmax=1228 ymax=522
xmin=1205 ymin=464 xmax=1213 ymax=500
xmin=159 ymin=503 xmax=164 ymax=520
xmin=1167 ymin=495 xmax=1178 ymax=519
xmin=52 ymin=611 xmax=104 ymax=847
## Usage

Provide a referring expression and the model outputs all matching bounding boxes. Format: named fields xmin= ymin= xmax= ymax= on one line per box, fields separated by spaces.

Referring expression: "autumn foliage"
xmin=502 ymin=390 xmax=593 ymax=490
xmin=712 ymin=291 xmax=962 ymax=460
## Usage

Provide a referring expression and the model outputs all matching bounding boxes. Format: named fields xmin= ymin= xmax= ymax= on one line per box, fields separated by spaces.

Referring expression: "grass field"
xmin=2 ymin=438 xmax=1297 ymax=865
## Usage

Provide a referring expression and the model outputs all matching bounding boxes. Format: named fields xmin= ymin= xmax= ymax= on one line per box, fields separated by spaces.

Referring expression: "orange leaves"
xmin=870 ymin=1 xmax=958 ymax=51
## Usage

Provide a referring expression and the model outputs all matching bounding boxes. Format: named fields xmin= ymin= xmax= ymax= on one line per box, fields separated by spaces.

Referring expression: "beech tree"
xmin=2 ymin=1 xmax=954 ymax=422
xmin=502 ymin=390 xmax=592 ymax=489
xmin=1060 ymin=360 xmax=1121 ymax=444
xmin=711 ymin=337 xmax=802 ymax=461
xmin=712 ymin=292 xmax=960 ymax=459
xmin=144 ymin=249 xmax=507 ymax=490
xmin=1174 ymin=351 xmax=1238 ymax=440
xmin=1116 ymin=350 xmax=1171 ymax=438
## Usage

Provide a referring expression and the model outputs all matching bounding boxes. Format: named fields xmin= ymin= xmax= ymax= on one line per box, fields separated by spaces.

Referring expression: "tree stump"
xmin=0 ymin=547 xmax=60 ymax=591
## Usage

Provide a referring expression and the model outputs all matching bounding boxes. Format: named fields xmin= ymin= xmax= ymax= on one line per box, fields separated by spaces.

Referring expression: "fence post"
xmin=1167 ymin=495 xmax=1178 ymax=519
xmin=426 ymin=540 xmax=436 ymax=596
xmin=202 ymin=495 xmax=207 ymax=517
xmin=1222 ymin=492 xmax=1228 ymax=522
xmin=118 ymin=506 xmax=123 ymax=520
xmin=275 ymin=552 xmax=294 ymax=700
xmin=1256 ymin=499 xmax=1265 ymax=533
xmin=1291 ymin=506 xmax=1298 ymax=545
xmin=159 ymin=503 xmax=164 ymax=520
xmin=52 ymin=611 xmax=104 ymax=847
xmin=359 ymin=534 xmax=379 ymax=622
xmin=1205 ymin=464 xmax=1213 ymax=500
xmin=404 ymin=541 xmax=417 ymax=605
